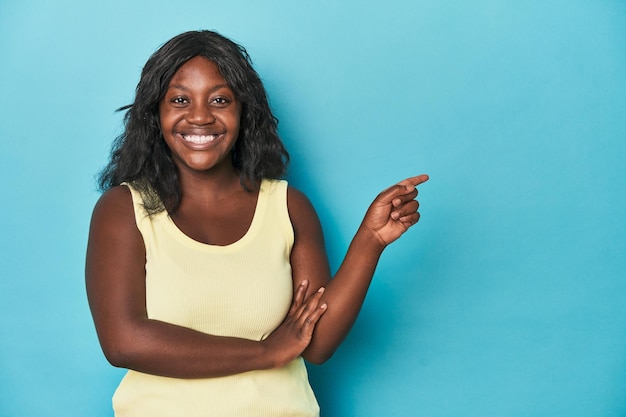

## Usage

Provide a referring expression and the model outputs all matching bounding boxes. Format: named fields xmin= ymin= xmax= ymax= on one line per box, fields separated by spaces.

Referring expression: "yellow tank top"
xmin=112 ymin=179 xmax=319 ymax=417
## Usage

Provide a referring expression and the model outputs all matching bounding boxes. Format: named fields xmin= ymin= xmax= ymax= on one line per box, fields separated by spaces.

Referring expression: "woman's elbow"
xmin=101 ymin=340 xmax=134 ymax=368
xmin=302 ymin=348 xmax=335 ymax=365
xmin=97 ymin=330 xmax=144 ymax=369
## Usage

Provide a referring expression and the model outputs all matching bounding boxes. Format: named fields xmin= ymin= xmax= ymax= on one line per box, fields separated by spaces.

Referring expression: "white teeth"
xmin=183 ymin=134 xmax=218 ymax=144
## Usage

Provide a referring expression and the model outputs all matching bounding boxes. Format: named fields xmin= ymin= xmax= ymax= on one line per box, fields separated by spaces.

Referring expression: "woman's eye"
xmin=212 ymin=97 xmax=230 ymax=106
xmin=171 ymin=97 xmax=188 ymax=105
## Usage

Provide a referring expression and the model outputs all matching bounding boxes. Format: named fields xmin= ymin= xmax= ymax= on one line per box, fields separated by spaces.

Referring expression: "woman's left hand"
xmin=361 ymin=174 xmax=429 ymax=246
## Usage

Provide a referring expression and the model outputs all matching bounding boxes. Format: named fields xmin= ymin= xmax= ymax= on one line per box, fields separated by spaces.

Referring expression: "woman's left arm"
xmin=287 ymin=175 xmax=429 ymax=364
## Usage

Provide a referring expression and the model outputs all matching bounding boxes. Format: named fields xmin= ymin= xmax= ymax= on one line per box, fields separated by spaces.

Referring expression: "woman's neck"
xmin=177 ymin=162 xmax=246 ymax=205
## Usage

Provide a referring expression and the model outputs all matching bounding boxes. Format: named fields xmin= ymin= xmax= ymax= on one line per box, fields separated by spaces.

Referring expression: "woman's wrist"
xmin=354 ymin=224 xmax=388 ymax=254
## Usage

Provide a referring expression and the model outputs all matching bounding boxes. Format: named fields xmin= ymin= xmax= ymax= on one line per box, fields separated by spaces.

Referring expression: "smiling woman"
xmin=97 ymin=31 xmax=290 ymax=215
xmin=85 ymin=30 xmax=428 ymax=417
xmin=159 ymin=56 xmax=242 ymax=176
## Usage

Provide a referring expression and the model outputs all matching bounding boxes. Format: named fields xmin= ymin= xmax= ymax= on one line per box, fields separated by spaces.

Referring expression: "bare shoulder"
xmin=86 ymin=185 xmax=145 ymax=295
xmin=286 ymin=186 xmax=320 ymax=229
xmin=286 ymin=185 xmax=326 ymax=246
xmin=92 ymin=185 xmax=133 ymax=218
xmin=88 ymin=185 xmax=142 ymax=249
xmin=286 ymin=185 xmax=312 ymax=207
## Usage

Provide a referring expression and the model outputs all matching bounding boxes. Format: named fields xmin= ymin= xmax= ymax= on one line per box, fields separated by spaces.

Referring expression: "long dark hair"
xmin=98 ymin=30 xmax=289 ymax=213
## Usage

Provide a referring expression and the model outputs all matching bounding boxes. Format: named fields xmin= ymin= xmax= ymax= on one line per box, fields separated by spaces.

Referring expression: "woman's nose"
xmin=186 ymin=102 xmax=215 ymax=125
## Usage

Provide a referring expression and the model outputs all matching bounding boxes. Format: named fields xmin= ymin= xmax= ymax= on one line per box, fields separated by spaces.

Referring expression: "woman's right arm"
xmin=85 ymin=186 xmax=324 ymax=378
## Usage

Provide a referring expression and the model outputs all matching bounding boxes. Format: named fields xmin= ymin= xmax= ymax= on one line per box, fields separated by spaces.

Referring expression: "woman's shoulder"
xmin=285 ymin=184 xmax=322 ymax=234
xmin=286 ymin=184 xmax=311 ymax=208
xmin=94 ymin=185 xmax=133 ymax=212
xmin=87 ymin=185 xmax=145 ymax=279
xmin=90 ymin=185 xmax=137 ymax=231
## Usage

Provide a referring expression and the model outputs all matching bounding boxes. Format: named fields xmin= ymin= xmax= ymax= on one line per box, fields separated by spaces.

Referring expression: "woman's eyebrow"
xmin=166 ymin=83 xmax=230 ymax=93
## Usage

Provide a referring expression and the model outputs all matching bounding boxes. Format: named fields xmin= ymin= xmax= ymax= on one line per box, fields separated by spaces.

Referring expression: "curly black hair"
xmin=98 ymin=30 xmax=289 ymax=214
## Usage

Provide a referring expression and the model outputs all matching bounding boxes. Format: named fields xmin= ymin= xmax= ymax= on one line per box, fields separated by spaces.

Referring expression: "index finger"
xmin=375 ymin=174 xmax=430 ymax=204
xmin=398 ymin=174 xmax=429 ymax=189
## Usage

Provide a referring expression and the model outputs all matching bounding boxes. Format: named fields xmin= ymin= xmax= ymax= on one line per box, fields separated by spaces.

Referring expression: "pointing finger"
xmin=398 ymin=174 xmax=429 ymax=190
xmin=377 ymin=174 xmax=429 ymax=204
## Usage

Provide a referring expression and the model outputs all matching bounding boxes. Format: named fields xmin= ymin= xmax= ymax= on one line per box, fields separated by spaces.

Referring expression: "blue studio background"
xmin=1 ymin=1 xmax=625 ymax=416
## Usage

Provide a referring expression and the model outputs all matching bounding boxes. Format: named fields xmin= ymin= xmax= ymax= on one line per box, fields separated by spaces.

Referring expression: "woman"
xmin=86 ymin=30 xmax=428 ymax=416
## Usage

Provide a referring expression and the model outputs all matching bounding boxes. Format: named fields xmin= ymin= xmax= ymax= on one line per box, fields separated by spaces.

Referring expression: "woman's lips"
xmin=181 ymin=134 xmax=222 ymax=144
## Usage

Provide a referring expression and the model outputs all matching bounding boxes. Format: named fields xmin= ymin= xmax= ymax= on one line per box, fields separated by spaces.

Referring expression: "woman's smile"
xmin=181 ymin=134 xmax=223 ymax=144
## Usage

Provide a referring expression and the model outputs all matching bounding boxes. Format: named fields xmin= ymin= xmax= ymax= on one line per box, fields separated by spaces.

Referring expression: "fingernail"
xmin=318 ymin=287 xmax=325 ymax=293
xmin=320 ymin=303 xmax=327 ymax=309
xmin=301 ymin=280 xmax=308 ymax=286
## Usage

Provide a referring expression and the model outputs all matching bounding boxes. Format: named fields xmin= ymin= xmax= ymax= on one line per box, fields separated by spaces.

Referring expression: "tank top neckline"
xmin=160 ymin=179 xmax=270 ymax=253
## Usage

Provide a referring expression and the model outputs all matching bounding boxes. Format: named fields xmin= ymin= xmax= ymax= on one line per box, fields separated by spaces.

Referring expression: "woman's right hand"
xmin=262 ymin=280 xmax=327 ymax=368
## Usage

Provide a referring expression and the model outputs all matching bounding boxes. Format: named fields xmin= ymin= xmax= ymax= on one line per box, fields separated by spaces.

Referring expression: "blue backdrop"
xmin=1 ymin=1 xmax=625 ymax=416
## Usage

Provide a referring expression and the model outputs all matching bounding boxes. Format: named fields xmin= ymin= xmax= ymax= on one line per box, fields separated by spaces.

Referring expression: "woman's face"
xmin=159 ymin=56 xmax=242 ymax=176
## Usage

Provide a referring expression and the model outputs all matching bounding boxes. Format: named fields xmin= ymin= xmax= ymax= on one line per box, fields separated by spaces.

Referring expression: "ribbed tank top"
xmin=112 ymin=179 xmax=319 ymax=417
